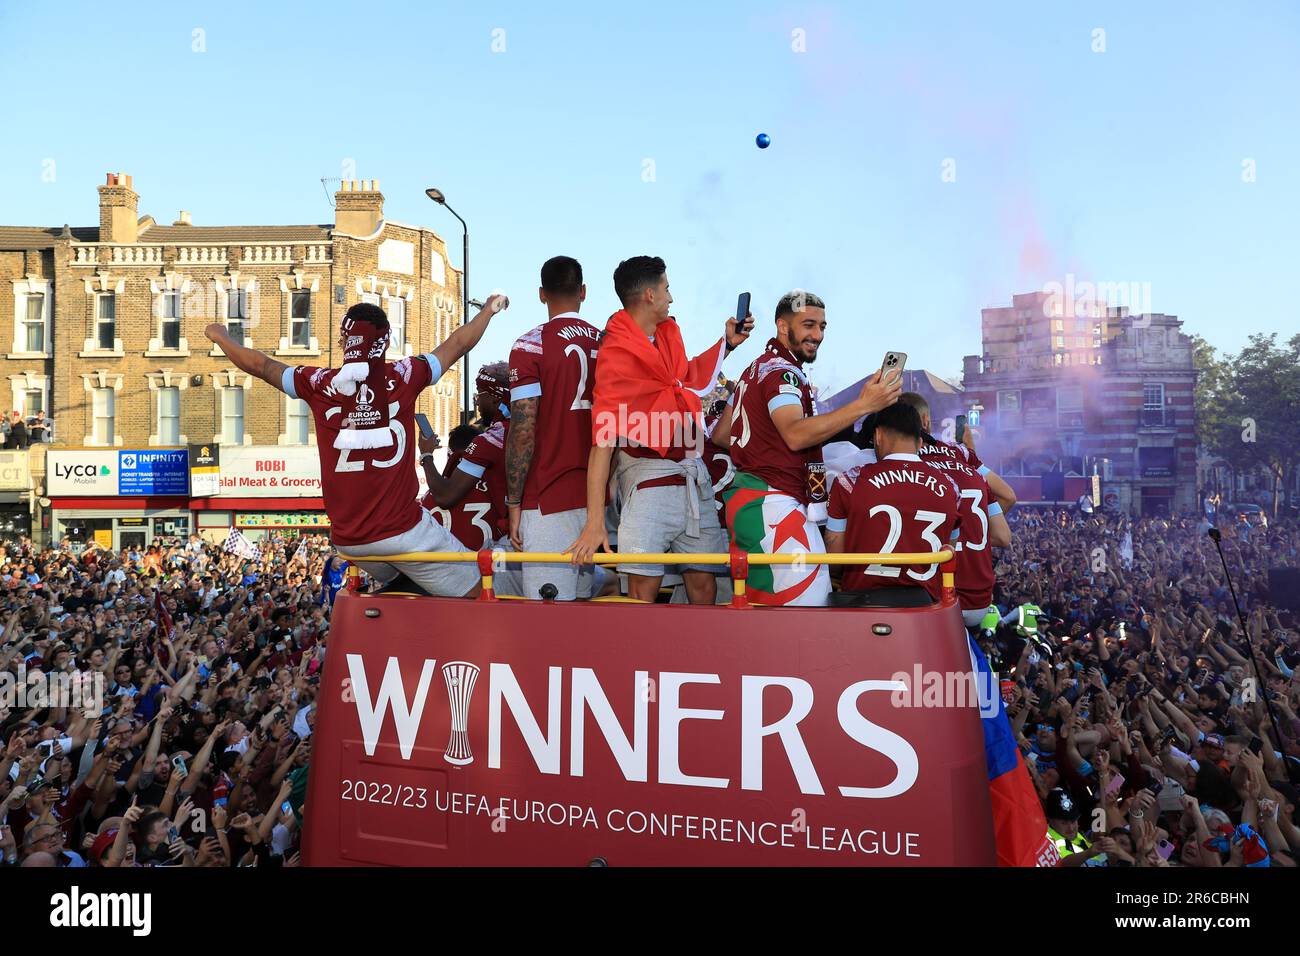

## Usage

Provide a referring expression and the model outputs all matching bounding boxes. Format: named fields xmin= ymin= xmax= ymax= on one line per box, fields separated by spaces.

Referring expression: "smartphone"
xmin=37 ymin=740 xmax=57 ymax=758
xmin=280 ymin=800 xmax=294 ymax=816
xmin=879 ymin=351 xmax=907 ymax=387
xmin=171 ymin=754 xmax=188 ymax=779
xmin=1105 ymin=772 xmax=1126 ymax=796
xmin=954 ymin=414 xmax=967 ymax=444
xmin=414 ymin=413 xmax=434 ymax=440
xmin=1157 ymin=780 xmax=1187 ymax=813
xmin=213 ymin=797 xmax=228 ymax=808
xmin=166 ymin=824 xmax=179 ymax=843
xmin=734 ymin=292 xmax=753 ymax=335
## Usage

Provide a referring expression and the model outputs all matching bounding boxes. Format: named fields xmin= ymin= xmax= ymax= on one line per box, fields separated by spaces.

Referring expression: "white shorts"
xmin=519 ymin=507 xmax=595 ymax=601
xmin=343 ymin=509 xmax=480 ymax=598
xmin=618 ymin=483 xmax=728 ymax=578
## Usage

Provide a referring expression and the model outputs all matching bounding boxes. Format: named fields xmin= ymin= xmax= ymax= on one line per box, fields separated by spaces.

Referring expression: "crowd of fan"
xmin=1 ymin=504 xmax=1297 ymax=868
xmin=990 ymin=508 xmax=1300 ymax=866
xmin=0 ymin=533 xmax=329 ymax=867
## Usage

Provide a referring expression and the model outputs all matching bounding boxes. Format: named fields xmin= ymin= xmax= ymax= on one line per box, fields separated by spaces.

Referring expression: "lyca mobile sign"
xmin=47 ymin=451 xmax=117 ymax=495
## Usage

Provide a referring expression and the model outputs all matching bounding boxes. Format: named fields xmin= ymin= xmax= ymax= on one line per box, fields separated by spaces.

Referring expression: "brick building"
xmin=961 ymin=291 xmax=1198 ymax=516
xmin=0 ymin=172 xmax=465 ymax=545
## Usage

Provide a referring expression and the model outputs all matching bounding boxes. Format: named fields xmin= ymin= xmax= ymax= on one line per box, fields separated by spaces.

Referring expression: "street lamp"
xmin=425 ymin=187 xmax=471 ymax=425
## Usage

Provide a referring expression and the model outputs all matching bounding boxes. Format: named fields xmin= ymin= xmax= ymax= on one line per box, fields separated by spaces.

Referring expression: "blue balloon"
xmin=756 ymin=133 xmax=771 ymax=149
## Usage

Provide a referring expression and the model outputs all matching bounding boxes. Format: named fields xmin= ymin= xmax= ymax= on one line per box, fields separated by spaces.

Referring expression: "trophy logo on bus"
xmin=442 ymin=661 xmax=480 ymax=765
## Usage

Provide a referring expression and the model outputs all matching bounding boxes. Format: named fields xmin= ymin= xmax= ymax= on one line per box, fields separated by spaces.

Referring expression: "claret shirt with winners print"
xmin=282 ymin=354 xmax=439 ymax=546
xmin=827 ymin=452 xmax=964 ymax=602
xmin=509 ymin=312 xmax=602 ymax=515
xmin=919 ymin=441 xmax=1001 ymax=610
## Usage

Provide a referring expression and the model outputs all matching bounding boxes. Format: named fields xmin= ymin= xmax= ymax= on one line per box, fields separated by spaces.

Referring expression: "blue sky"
xmin=2 ymin=1 xmax=1297 ymax=394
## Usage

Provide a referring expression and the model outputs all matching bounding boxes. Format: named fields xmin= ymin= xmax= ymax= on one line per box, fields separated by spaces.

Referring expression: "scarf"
xmin=331 ymin=312 xmax=393 ymax=450
xmin=591 ymin=311 xmax=726 ymax=455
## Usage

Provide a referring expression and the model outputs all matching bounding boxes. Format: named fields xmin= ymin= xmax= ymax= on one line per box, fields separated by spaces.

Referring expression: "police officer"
xmin=1044 ymin=789 xmax=1106 ymax=867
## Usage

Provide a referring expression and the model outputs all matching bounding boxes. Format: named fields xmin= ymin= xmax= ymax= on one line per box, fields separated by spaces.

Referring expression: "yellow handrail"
xmin=337 ymin=548 xmax=956 ymax=607
xmin=338 ymin=550 xmax=954 ymax=566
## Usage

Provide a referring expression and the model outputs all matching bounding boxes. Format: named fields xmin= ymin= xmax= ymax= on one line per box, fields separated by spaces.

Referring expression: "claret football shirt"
xmin=827 ymin=452 xmax=964 ymax=602
xmin=509 ymin=313 xmax=602 ymax=514
xmin=281 ymin=354 xmax=439 ymax=547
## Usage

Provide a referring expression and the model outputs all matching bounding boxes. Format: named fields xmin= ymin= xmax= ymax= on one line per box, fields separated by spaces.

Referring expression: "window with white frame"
xmin=361 ymin=292 xmax=381 ymax=307
xmin=286 ymin=396 xmax=310 ymax=444
xmin=1057 ymin=385 xmax=1084 ymax=411
xmin=1143 ymin=383 xmax=1165 ymax=409
xmin=290 ymin=291 xmax=311 ymax=348
xmin=92 ymin=388 xmax=115 ymax=444
xmin=23 ymin=293 xmax=46 ymax=352
xmin=226 ymin=286 xmax=247 ymax=339
xmin=387 ymin=296 xmax=406 ymax=353
xmin=95 ymin=294 xmax=116 ymax=350
xmin=221 ymin=387 xmax=245 ymax=444
xmin=22 ymin=388 xmax=44 ymax=416
xmin=157 ymin=386 xmax=181 ymax=445
xmin=160 ymin=291 xmax=182 ymax=349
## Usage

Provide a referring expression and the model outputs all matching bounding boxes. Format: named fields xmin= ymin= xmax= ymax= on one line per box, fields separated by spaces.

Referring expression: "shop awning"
xmin=50 ymin=497 xmax=190 ymax=510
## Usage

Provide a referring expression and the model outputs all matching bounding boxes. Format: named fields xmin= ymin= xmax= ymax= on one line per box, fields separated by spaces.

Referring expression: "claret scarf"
xmin=330 ymin=311 xmax=393 ymax=451
xmin=592 ymin=311 xmax=726 ymax=455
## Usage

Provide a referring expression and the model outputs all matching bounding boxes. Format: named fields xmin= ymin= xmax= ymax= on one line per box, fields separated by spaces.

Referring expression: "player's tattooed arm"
xmin=505 ymin=397 xmax=539 ymax=504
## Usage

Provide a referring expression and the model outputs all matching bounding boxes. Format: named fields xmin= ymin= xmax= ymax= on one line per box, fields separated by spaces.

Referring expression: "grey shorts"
xmin=617 ymin=483 xmax=728 ymax=578
xmin=489 ymin=535 xmax=523 ymax=598
xmin=519 ymin=507 xmax=595 ymax=601
xmin=343 ymin=509 xmax=480 ymax=597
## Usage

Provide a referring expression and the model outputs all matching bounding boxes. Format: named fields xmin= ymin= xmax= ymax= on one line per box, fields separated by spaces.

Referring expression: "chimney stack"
xmin=334 ymin=179 xmax=384 ymax=236
xmin=98 ymin=172 xmax=140 ymax=244
xmin=173 ymin=210 xmax=192 ymax=226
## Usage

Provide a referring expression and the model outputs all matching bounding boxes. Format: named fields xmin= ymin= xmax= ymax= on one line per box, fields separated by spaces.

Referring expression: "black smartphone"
xmin=735 ymin=292 xmax=753 ymax=335
xmin=955 ymin=414 xmax=967 ymax=444
xmin=414 ymin=413 xmax=434 ymax=440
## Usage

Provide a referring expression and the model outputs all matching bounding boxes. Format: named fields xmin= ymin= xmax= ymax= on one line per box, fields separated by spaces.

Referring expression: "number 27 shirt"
xmin=281 ymin=354 xmax=440 ymax=547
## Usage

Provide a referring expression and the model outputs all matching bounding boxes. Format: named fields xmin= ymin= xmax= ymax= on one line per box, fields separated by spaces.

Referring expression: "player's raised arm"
xmin=431 ymin=294 xmax=509 ymax=378
xmin=771 ymin=370 xmax=901 ymax=452
xmin=204 ymin=323 xmax=289 ymax=391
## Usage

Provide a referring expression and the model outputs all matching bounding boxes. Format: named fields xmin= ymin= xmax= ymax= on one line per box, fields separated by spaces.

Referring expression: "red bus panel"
xmin=303 ymin=592 xmax=997 ymax=866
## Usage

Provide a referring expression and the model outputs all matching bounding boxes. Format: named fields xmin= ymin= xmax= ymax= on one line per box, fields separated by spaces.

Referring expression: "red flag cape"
xmin=591 ymin=311 xmax=726 ymax=455
xmin=153 ymin=587 xmax=175 ymax=642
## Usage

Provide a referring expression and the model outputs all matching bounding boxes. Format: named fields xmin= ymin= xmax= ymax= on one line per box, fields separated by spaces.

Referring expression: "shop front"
xmin=194 ymin=446 xmax=326 ymax=542
xmin=47 ymin=449 xmax=192 ymax=550
xmin=0 ymin=450 xmax=33 ymax=543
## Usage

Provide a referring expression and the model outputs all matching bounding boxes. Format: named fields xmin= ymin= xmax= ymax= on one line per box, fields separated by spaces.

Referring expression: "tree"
xmin=1197 ymin=333 xmax=1300 ymax=517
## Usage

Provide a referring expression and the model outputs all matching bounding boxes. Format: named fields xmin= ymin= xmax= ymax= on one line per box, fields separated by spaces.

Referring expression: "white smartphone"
xmin=880 ymin=351 xmax=907 ymax=387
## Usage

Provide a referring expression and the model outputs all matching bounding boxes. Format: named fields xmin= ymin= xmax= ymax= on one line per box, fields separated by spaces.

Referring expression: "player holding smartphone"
xmin=714 ymin=291 xmax=901 ymax=606
xmin=418 ymin=363 xmax=522 ymax=596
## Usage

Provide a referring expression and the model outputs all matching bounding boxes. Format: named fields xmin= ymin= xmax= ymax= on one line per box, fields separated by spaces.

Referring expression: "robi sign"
xmin=218 ymin=446 xmax=322 ymax=497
